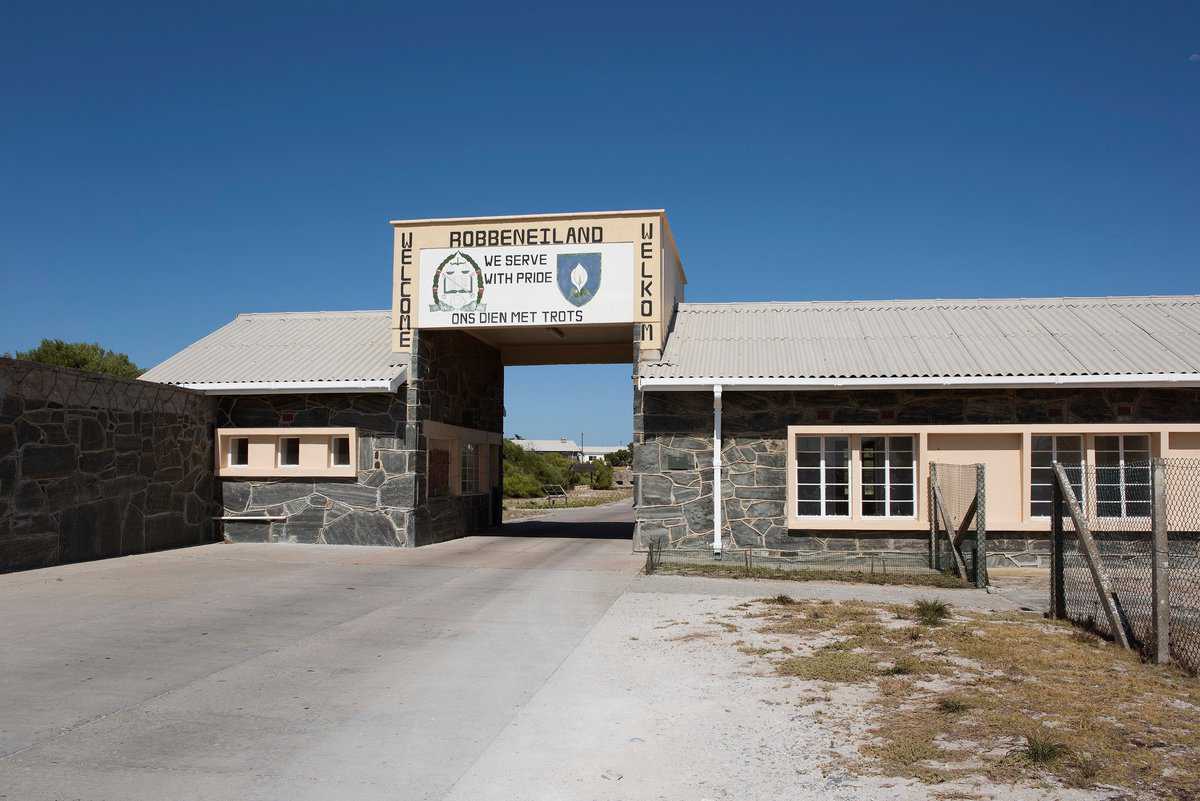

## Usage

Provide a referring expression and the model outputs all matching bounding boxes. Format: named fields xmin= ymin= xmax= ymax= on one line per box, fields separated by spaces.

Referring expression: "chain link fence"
xmin=929 ymin=462 xmax=988 ymax=588
xmin=1051 ymin=458 xmax=1200 ymax=673
xmin=643 ymin=543 xmax=965 ymax=586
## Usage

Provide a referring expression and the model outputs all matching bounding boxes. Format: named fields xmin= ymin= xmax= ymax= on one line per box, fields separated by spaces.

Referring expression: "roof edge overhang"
xmin=638 ymin=373 xmax=1200 ymax=392
xmin=147 ymin=371 xmax=406 ymax=396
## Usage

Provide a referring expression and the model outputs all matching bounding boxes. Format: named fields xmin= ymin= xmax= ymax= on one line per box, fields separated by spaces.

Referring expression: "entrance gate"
xmin=388 ymin=211 xmax=686 ymax=545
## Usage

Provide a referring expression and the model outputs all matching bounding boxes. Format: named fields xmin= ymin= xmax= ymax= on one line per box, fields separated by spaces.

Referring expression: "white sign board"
xmin=418 ymin=243 xmax=635 ymax=329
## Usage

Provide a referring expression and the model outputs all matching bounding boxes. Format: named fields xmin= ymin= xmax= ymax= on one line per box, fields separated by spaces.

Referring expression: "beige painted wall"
xmin=927 ymin=432 xmax=1024 ymax=526
xmin=390 ymin=210 xmax=685 ymax=361
xmin=215 ymin=427 xmax=357 ymax=478
xmin=785 ymin=423 xmax=1200 ymax=532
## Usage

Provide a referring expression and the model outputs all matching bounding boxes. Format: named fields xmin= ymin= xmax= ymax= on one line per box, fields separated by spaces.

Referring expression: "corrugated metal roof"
xmin=640 ymin=296 xmax=1200 ymax=384
xmin=140 ymin=310 xmax=406 ymax=390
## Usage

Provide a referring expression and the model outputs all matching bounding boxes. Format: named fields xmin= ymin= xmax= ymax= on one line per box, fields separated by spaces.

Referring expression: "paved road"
xmin=0 ymin=501 xmax=639 ymax=801
xmin=1 ymin=498 xmax=1022 ymax=801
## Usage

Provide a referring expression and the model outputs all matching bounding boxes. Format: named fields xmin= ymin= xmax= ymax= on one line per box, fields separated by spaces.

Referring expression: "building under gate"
xmin=141 ymin=210 xmax=1200 ymax=562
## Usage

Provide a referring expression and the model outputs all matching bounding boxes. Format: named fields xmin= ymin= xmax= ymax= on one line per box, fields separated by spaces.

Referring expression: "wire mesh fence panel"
xmin=930 ymin=462 xmax=985 ymax=586
xmin=1054 ymin=459 xmax=1200 ymax=673
xmin=646 ymin=547 xmax=959 ymax=584
xmin=1162 ymin=459 xmax=1200 ymax=671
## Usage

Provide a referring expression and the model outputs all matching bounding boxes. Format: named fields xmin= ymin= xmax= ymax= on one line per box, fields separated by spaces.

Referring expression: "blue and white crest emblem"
xmin=556 ymin=253 xmax=602 ymax=307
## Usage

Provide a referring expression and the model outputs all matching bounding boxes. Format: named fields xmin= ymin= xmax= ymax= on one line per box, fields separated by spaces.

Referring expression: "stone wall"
xmin=633 ymin=386 xmax=1200 ymax=558
xmin=0 ymin=358 xmax=218 ymax=572
xmin=407 ymin=331 xmax=504 ymax=546
xmin=217 ymin=392 xmax=414 ymax=546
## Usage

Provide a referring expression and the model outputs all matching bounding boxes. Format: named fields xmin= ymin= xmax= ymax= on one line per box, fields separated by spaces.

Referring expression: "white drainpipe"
xmin=712 ymin=384 xmax=723 ymax=556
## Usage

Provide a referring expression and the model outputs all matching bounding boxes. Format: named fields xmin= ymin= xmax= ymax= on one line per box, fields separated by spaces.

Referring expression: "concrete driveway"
xmin=0 ymin=501 xmax=641 ymax=801
xmin=2 ymin=498 xmax=1027 ymax=801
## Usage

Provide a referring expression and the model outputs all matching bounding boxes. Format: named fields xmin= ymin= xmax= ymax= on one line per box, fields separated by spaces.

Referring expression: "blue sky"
xmin=2 ymin=2 xmax=1197 ymax=445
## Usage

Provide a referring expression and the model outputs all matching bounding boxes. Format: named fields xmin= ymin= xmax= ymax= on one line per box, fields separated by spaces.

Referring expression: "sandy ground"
xmin=444 ymin=580 xmax=1113 ymax=801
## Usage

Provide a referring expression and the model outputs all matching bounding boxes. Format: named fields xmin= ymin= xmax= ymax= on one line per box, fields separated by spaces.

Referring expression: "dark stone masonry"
xmin=0 ymin=358 xmax=219 ymax=572
xmin=406 ymin=330 xmax=504 ymax=545
xmin=632 ymin=385 xmax=1200 ymax=561
xmin=220 ymin=330 xmax=505 ymax=548
xmin=217 ymin=392 xmax=415 ymax=546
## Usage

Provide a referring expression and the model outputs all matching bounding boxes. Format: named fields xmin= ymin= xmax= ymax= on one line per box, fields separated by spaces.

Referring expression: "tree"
xmin=11 ymin=339 xmax=142 ymax=379
xmin=605 ymin=447 xmax=632 ymax=467
xmin=592 ymin=460 xmax=614 ymax=490
xmin=502 ymin=438 xmax=577 ymax=497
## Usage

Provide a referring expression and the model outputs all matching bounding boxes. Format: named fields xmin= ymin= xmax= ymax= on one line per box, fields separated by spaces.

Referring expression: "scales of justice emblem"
xmin=556 ymin=253 xmax=602 ymax=307
xmin=430 ymin=251 xmax=486 ymax=312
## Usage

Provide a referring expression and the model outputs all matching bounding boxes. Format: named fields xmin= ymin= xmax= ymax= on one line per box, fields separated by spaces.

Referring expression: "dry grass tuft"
xmin=1021 ymin=731 xmax=1069 ymax=765
xmin=935 ymin=695 xmax=970 ymax=714
xmin=913 ymin=597 xmax=951 ymax=626
xmin=777 ymin=649 xmax=876 ymax=682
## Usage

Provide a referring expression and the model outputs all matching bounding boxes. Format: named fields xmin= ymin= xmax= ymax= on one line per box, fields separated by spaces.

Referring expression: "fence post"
xmin=1151 ymin=458 xmax=1170 ymax=665
xmin=1050 ymin=472 xmax=1066 ymax=619
xmin=974 ymin=463 xmax=988 ymax=589
xmin=1052 ymin=462 xmax=1132 ymax=650
xmin=929 ymin=463 xmax=939 ymax=570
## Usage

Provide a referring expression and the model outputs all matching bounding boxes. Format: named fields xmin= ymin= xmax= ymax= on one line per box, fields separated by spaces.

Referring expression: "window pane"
xmin=1032 ymin=435 xmax=1053 ymax=451
xmin=1096 ymin=501 xmax=1121 ymax=518
xmin=795 ymin=436 xmax=820 ymax=452
xmin=461 ymin=443 xmax=479 ymax=494
xmin=824 ymin=448 xmax=848 ymax=468
xmin=1031 ymin=500 xmax=1050 ymax=518
xmin=331 ymin=437 xmax=351 ymax=466
xmin=888 ymin=467 xmax=914 ymax=485
xmin=797 ymin=501 xmax=820 ymax=516
xmin=1125 ymin=502 xmax=1151 ymax=517
xmin=280 ymin=438 xmax=300 ymax=466
xmin=796 ymin=468 xmax=821 ymax=485
xmin=825 ymin=468 xmax=848 ymax=485
xmin=1056 ymin=436 xmax=1082 ymax=451
xmin=1031 ymin=449 xmax=1052 ymax=467
xmin=1030 ymin=483 xmax=1052 ymax=502
xmin=860 ymin=467 xmax=885 ymax=486
xmin=861 ymin=484 xmax=883 ymax=501
xmin=826 ymin=484 xmax=849 ymax=502
xmin=231 ymin=438 xmax=249 ymax=466
xmin=1124 ymin=435 xmax=1150 ymax=452
xmin=862 ymin=501 xmax=886 ymax=517
xmin=890 ymin=500 xmax=914 ymax=517
xmin=891 ymin=484 xmax=914 ymax=501
xmin=795 ymin=451 xmax=820 ymax=468
xmin=1095 ymin=436 xmax=1120 ymax=453
xmin=796 ymin=484 xmax=820 ymax=501
xmin=825 ymin=501 xmax=849 ymax=516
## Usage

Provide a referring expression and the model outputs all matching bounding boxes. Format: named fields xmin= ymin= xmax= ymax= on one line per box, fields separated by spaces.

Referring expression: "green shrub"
xmin=592 ymin=460 xmax=614 ymax=490
xmin=503 ymin=468 xmax=542 ymax=498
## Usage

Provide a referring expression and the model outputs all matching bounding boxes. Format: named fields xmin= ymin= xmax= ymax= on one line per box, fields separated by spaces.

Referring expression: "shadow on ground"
xmin=490 ymin=519 xmax=634 ymax=540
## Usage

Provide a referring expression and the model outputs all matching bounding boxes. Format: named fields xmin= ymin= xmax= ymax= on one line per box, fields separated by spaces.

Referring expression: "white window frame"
xmin=277 ymin=436 xmax=301 ymax=468
xmin=859 ymin=434 xmax=916 ymax=519
xmin=1094 ymin=434 xmax=1152 ymax=518
xmin=793 ymin=435 xmax=850 ymax=518
xmin=329 ymin=435 xmax=352 ymax=468
xmin=228 ymin=436 xmax=250 ymax=467
xmin=1030 ymin=434 xmax=1086 ymax=518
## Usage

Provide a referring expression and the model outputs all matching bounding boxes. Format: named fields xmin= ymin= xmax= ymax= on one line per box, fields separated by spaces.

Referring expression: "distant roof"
xmin=581 ymin=445 xmax=624 ymax=454
xmin=140 ymin=311 xmax=406 ymax=394
xmin=640 ymin=296 xmax=1200 ymax=390
xmin=513 ymin=439 xmax=582 ymax=452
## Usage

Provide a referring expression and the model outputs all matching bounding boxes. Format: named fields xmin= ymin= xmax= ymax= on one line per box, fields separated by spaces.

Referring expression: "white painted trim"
xmin=712 ymin=385 xmax=723 ymax=555
xmin=639 ymin=373 xmax=1200 ymax=391
xmin=170 ymin=374 xmax=405 ymax=395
